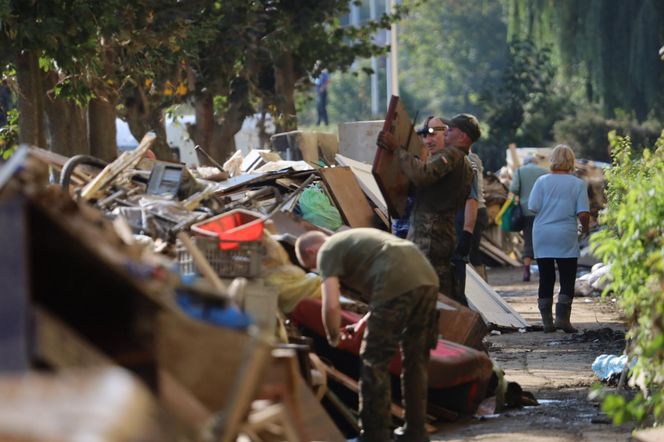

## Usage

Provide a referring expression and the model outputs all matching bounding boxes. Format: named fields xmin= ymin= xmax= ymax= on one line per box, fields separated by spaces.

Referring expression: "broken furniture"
xmin=437 ymin=294 xmax=488 ymax=351
xmin=0 ymin=153 xmax=345 ymax=440
xmin=158 ymin=305 xmax=345 ymax=441
xmin=289 ymin=298 xmax=494 ymax=417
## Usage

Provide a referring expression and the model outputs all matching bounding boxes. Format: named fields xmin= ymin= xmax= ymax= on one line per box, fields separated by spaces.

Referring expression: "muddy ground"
xmin=430 ymin=266 xmax=634 ymax=442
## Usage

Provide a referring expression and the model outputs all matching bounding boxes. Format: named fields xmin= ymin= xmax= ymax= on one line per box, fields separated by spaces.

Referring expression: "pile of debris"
xmin=0 ymin=125 xmax=532 ymax=441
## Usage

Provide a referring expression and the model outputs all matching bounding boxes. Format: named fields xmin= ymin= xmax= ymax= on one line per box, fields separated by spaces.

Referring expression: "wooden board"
xmin=465 ymin=265 xmax=530 ymax=329
xmin=371 ymin=95 xmax=424 ymax=218
xmin=335 ymin=154 xmax=387 ymax=213
xmin=319 ymin=166 xmax=375 ymax=228
xmin=436 ymin=295 xmax=488 ymax=351
xmin=479 ymin=238 xmax=521 ymax=267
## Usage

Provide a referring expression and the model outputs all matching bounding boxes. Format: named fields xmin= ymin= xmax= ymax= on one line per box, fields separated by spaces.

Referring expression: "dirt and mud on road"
xmin=431 ymin=266 xmax=634 ymax=442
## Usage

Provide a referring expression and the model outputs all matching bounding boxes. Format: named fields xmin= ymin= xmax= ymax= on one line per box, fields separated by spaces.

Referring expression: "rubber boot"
xmin=554 ymin=294 xmax=578 ymax=333
xmin=537 ymin=298 xmax=555 ymax=333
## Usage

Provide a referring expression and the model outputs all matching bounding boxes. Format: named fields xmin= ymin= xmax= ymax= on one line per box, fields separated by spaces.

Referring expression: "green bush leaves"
xmin=592 ymin=130 xmax=664 ymax=427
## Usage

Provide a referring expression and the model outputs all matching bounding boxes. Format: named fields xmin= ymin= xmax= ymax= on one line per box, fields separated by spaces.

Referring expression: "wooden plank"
xmin=437 ymin=295 xmax=488 ymax=351
xmin=479 ymin=238 xmax=521 ymax=267
xmin=213 ymin=335 xmax=272 ymax=442
xmin=319 ymin=166 xmax=374 ymax=228
xmin=156 ymin=308 xmax=255 ymax=412
xmin=261 ymin=352 xmax=345 ymax=442
xmin=0 ymin=197 xmax=30 ymax=371
xmin=81 ymin=132 xmax=156 ymax=200
xmin=508 ymin=143 xmax=520 ymax=171
xmin=371 ymin=95 xmax=424 ymax=218
xmin=323 ymin=363 xmax=437 ymax=433
xmin=158 ymin=369 xmax=211 ymax=429
xmin=33 ymin=307 xmax=114 ymax=368
xmin=465 ymin=265 xmax=530 ymax=329
xmin=335 ymin=154 xmax=387 ymax=213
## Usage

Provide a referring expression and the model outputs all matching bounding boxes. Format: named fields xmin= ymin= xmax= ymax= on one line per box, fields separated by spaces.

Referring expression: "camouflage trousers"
xmin=359 ymin=285 xmax=438 ymax=442
xmin=407 ymin=211 xmax=456 ymax=298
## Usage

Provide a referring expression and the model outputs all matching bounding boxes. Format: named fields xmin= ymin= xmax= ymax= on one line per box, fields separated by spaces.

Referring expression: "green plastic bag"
xmin=298 ymin=184 xmax=343 ymax=231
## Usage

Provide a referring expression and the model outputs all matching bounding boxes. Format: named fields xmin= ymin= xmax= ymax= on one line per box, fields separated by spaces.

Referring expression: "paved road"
xmin=429 ymin=266 xmax=633 ymax=442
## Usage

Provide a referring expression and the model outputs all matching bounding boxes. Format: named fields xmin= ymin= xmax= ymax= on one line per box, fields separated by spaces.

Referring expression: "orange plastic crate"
xmin=192 ymin=209 xmax=264 ymax=250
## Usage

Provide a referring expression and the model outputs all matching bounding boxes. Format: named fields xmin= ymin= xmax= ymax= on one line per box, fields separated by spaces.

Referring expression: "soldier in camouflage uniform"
xmin=377 ymin=114 xmax=481 ymax=302
xmin=295 ymin=229 xmax=439 ymax=442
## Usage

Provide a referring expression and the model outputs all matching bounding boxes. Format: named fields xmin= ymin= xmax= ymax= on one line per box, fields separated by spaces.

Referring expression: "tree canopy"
xmin=505 ymin=0 xmax=664 ymax=121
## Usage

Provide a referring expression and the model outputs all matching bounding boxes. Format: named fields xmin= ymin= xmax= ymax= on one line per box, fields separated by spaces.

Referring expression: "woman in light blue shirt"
xmin=529 ymin=145 xmax=590 ymax=333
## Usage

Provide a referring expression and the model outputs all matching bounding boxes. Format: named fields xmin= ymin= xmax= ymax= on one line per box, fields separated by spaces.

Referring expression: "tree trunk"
xmin=147 ymin=108 xmax=173 ymax=160
xmin=273 ymin=50 xmax=298 ymax=132
xmin=15 ymin=51 xmax=47 ymax=147
xmin=187 ymin=91 xmax=223 ymax=165
xmin=123 ymin=86 xmax=174 ymax=161
xmin=187 ymin=87 xmax=250 ymax=165
xmin=43 ymin=71 xmax=88 ymax=157
xmin=88 ymin=93 xmax=118 ymax=162
xmin=215 ymin=101 xmax=245 ymax=161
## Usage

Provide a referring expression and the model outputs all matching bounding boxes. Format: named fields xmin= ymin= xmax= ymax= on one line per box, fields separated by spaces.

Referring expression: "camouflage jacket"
xmin=397 ymin=146 xmax=473 ymax=216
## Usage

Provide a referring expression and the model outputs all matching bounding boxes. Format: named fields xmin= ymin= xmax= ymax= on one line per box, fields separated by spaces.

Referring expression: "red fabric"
xmin=289 ymin=298 xmax=493 ymax=390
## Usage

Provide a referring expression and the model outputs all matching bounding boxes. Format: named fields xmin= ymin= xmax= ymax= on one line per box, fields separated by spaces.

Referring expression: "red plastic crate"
xmin=192 ymin=209 xmax=264 ymax=250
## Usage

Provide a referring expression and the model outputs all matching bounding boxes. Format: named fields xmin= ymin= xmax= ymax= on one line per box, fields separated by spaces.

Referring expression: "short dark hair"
xmin=441 ymin=113 xmax=481 ymax=142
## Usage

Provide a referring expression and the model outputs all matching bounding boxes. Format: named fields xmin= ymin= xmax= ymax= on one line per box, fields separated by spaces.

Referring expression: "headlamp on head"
xmin=416 ymin=126 xmax=447 ymax=137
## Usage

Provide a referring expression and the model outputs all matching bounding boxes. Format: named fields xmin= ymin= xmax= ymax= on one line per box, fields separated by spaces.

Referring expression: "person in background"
xmin=315 ymin=68 xmax=330 ymax=126
xmin=467 ymin=149 xmax=489 ymax=281
xmin=529 ymin=145 xmax=590 ymax=333
xmin=451 ymin=153 xmax=479 ymax=306
xmin=377 ymin=114 xmax=477 ymax=301
xmin=510 ymin=155 xmax=547 ymax=281
xmin=295 ymin=228 xmax=438 ymax=442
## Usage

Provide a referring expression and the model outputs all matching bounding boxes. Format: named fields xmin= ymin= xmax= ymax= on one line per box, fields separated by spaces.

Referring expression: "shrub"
xmin=0 ymin=108 xmax=19 ymax=160
xmin=553 ymin=110 xmax=663 ymax=162
xmin=592 ymin=131 xmax=664 ymax=426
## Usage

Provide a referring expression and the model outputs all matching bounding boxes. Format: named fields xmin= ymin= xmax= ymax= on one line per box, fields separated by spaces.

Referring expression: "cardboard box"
xmin=437 ymin=294 xmax=488 ymax=351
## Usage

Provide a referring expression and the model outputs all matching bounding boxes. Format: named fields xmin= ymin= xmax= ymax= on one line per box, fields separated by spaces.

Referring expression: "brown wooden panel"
xmin=319 ymin=166 xmax=375 ymax=228
xmin=372 ymin=95 xmax=424 ymax=218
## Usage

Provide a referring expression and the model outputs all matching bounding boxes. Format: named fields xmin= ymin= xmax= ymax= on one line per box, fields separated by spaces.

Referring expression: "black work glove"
xmin=455 ymin=230 xmax=473 ymax=257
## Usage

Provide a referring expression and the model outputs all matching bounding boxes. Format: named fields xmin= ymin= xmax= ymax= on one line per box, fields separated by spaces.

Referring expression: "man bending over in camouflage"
xmin=296 ymin=228 xmax=438 ymax=442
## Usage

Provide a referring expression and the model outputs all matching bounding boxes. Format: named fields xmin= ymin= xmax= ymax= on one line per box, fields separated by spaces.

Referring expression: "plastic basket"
xmin=192 ymin=209 xmax=265 ymax=250
xmin=177 ymin=236 xmax=264 ymax=278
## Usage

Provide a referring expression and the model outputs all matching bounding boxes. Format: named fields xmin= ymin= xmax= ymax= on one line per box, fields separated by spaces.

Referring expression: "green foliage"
xmin=553 ymin=108 xmax=664 ymax=162
xmin=481 ymin=40 xmax=561 ymax=147
xmin=477 ymin=39 xmax=570 ymax=170
xmin=399 ymin=0 xmax=508 ymax=118
xmin=0 ymin=108 xmax=19 ymax=159
xmin=591 ymin=132 xmax=664 ymax=427
xmin=505 ymin=0 xmax=664 ymax=121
